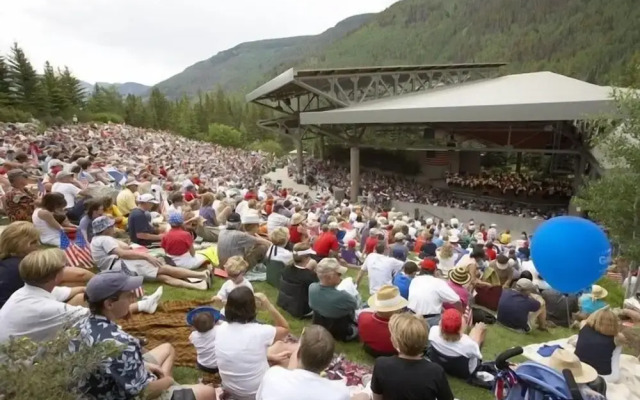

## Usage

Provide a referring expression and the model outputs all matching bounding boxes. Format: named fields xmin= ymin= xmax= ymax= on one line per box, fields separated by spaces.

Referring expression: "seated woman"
xmin=161 ymin=212 xmax=208 ymax=270
xmin=277 ymin=243 xmax=319 ymax=318
xmin=32 ymin=192 xmax=77 ymax=246
xmin=78 ymin=198 xmax=104 ymax=242
xmin=0 ymin=222 xmax=92 ymax=308
xmin=575 ymin=308 xmax=624 ymax=383
xmin=358 ymin=285 xmax=407 ymax=358
xmin=428 ymin=309 xmax=487 ymax=379
xmin=371 ymin=313 xmax=454 ymax=400
xmin=90 ymin=216 xmax=211 ymax=290
xmin=288 ymin=212 xmax=308 ymax=246
xmin=214 ymin=287 xmax=294 ymax=399
xmin=436 ymin=242 xmax=457 ymax=276
xmin=266 ymin=227 xmax=294 ymax=266
xmin=577 ymin=285 xmax=608 ymax=319
xmin=102 ymin=196 xmax=126 ymax=230
xmin=196 ymin=192 xmax=220 ymax=242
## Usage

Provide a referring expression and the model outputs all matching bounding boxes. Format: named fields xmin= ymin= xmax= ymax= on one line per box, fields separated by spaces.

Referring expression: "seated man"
xmin=497 ymin=278 xmax=547 ymax=332
xmin=256 ymin=325 xmax=350 ymax=400
xmin=278 ymin=243 xmax=318 ymax=318
xmin=92 ymin=216 xmax=210 ymax=291
xmin=428 ymin=309 xmax=486 ymax=379
xmin=408 ymin=259 xmax=461 ymax=328
xmin=312 ymin=223 xmax=340 ymax=260
xmin=74 ymin=271 xmax=215 ymax=400
xmin=358 ymin=285 xmax=407 ymax=357
xmin=128 ymin=193 xmax=163 ymax=246
xmin=356 ymin=242 xmax=404 ymax=296
xmin=308 ymin=258 xmax=359 ymax=342
xmin=217 ymin=212 xmax=271 ymax=268
xmin=161 ymin=212 xmax=208 ymax=270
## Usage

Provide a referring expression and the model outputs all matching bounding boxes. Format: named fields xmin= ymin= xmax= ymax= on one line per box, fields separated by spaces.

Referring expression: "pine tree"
xmin=124 ymin=94 xmax=148 ymax=127
xmin=42 ymin=61 xmax=68 ymax=114
xmin=7 ymin=42 xmax=44 ymax=113
xmin=148 ymin=88 xmax=171 ymax=130
xmin=58 ymin=66 xmax=86 ymax=108
xmin=0 ymin=56 xmax=11 ymax=106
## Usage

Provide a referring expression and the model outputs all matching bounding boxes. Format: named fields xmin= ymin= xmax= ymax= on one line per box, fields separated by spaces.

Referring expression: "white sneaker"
xmin=138 ymin=287 xmax=163 ymax=314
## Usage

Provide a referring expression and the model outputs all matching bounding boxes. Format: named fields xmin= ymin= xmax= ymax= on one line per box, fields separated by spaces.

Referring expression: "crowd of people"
xmin=0 ymin=121 xmax=636 ymax=400
xmin=290 ymin=158 xmax=569 ymax=219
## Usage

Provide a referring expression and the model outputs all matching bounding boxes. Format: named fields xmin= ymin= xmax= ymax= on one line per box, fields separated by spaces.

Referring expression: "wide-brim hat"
xmin=449 ymin=266 xmax=471 ymax=285
xmin=547 ymin=349 xmax=598 ymax=384
xmin=367 ymin=285 xmax=408 ymax=312
xmin=448 ymin=234 xmax=460 ymax=244
xmin=590 ymin=285 xmax=608 ymax=300
xmin=495 ymin=260 xmax=509 ymax=270
xmin=186 ymin=306 xmax=223 ymax=325
xmin=291 ymin=213 xmax=305 ymax=225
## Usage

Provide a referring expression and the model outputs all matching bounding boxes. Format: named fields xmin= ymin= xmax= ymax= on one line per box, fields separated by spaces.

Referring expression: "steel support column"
xmin=573 ymin=153 xmax=586 ymax=191
xmin=350 ymin=146 xmax=360 ymax=203
xmin=318 ymin=135 xmax=325 ymax=160
xmin=295 ymin=134 xmax=304 ymax=181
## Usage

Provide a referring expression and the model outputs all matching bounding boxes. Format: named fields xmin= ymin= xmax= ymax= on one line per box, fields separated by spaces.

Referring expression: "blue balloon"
xmin=530 ymin=216 xmax=610 ymax=294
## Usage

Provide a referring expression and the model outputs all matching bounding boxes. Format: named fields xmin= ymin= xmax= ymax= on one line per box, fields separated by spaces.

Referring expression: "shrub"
xmin=0 ymin=107 xmax=33 ymax=123
xmin=0 ymin=327 xmax=121 ymax=400
xmin=87 ymin=112 xmax=125 ymax=124
xmin=247 ymin=139 xmax=286 ymax=156
xmin=205 ymin=123 xmax=244 ymax=148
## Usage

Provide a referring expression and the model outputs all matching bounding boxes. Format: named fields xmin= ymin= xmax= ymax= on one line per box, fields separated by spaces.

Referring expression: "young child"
xmin=211 ymin=256 xmax=254 ymax=306
xmin=189 ymin=312 xmax=219 ymax=373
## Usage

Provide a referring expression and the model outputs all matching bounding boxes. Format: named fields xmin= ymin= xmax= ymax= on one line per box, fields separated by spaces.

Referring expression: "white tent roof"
xmin=300 ymin=72 xmax=616 ymax=125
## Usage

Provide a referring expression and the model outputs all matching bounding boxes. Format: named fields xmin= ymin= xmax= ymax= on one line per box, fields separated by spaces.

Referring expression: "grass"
xmin=143 ymin=268 xmax=581 ymax=400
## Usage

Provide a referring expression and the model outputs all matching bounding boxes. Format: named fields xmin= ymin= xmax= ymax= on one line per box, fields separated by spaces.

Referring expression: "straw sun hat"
xmin=449 ymin=266 xmax=471 ymax=286
xmin=367 ymin=285 xmax=408 ymax=312
xmin=590 ymin=285 xmax=608 ymax=300
xmin=547 ymin=349 xmax=598 ymax=384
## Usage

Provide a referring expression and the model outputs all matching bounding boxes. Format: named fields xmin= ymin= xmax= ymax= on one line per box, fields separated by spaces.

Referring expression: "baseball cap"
xmin=241 ymin=211 xmax=260 ymax=224
xmin=85 ymin=271 xmax=144 ymax=303
xmin=515 ymin=278 xmax=536 ymax=292
xmin=441 ymin=309 xmax=463 ymax=334
xmin=316 ymin=258 xmax=348 ymax=276
xmin=168 ymin=212 xmax=184 ymax=226
xmin=138 ymin=193 xmax=159 ymax=204
xmin=347 ymin=239 xmax=357 ymax=248
xmin=92 ymin=216 xmax=116 ymax=234
xmin=394 ymin=232 xmax=405 ymax=241
xmin=421 ymin=258 xmax=437 ymax=271
xmin=328 ymin=222 xmax=339 ymax=230
xmin=227 ymin=212 xmax=241 ymax=224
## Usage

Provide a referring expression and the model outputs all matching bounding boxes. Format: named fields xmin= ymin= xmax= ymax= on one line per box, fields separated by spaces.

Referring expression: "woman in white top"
xmin=32 ymin=193 xmax=78 ymax=246
xmin=436 ymin=242 xmax=457 ymax=276
xmin=266 ymin=227 xmax=293 ymax=266
xmin=214 ymin=287 xmax=293 ymax=400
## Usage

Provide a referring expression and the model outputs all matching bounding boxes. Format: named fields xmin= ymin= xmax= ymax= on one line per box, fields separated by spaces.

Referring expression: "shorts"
xmin=122 ymin=259 xmax=159 ymax=280
xmin=171 ymin=252 xmax=208 ymax=270
xmin=142 ymin=353 xmax=158 ymax=364
xmin=158 ymin=386 xmax=195 ymax=400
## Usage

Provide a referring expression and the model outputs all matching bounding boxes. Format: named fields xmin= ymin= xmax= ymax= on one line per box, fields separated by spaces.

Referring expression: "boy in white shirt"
xmin=189 ymin=311 xmax=219 ymax=373
xmin=212 ymin=256 xmax=254 ymax=306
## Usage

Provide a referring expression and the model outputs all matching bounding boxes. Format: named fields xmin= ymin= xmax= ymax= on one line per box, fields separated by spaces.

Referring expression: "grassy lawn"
xmin=143 ymin=268 xmax=576 ymax=400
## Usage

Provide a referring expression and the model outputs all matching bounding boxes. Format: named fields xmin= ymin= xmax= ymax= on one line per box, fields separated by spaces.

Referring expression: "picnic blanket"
xmin=522 ymin=337 xmax=640 ymax=400
xmin=120 ymin=299 xmax=212 ymax=367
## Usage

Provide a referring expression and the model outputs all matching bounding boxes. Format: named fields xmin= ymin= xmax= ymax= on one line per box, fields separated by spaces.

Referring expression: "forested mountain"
xmin=154 ymin=14 xmax=374 ymax=99
xmin=157 ymin=0 xmax=640 ymax=97
xmin=79 ymin=81 xmax=150 ymax=97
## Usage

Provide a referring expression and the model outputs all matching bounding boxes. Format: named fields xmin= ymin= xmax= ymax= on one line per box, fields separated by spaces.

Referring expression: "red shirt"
xmin=485 ymin=248 xmax=497 ymax=261
xmin=184 ymin=191 xmax=197 ymax=202
xmin=313 ymin=232 xmax=339 ymax=257
xmin=413 ymin=238 xmax=425 ymax=253
xmin=289 ymin=225 xmax=302 ymax=244
xmin=357 ymin=312 xmax=395 ymax=355
xmin=161 ymin=227 xmax=193 ymax=256
xmin=364 ymin=237 xmax=378 ymax=254
xmin=191 ymin=177 xmax=201 ymax=186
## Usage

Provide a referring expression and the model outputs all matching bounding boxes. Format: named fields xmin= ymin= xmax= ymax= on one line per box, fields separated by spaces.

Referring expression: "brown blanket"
xmin=120 ymin=300 xmax=212 ymax=367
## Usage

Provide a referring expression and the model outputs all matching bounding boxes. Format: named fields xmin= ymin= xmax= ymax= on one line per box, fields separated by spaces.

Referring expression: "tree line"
xmin=0 ymin=43 xmax=289 ymax=156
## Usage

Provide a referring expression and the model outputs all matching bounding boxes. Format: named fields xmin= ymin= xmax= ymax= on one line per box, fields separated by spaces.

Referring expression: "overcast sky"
xmin=1 ymin=0 xmax=398 ymax=85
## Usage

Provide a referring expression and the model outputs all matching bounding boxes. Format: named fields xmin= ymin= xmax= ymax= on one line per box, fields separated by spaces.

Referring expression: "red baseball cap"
xmin=347 ymin=240 xmax=356 ymax=248
xmin=441 ymin=309 xmax=463 ymax=334
xmin=420 ymin=258 xmax=437 ymax=271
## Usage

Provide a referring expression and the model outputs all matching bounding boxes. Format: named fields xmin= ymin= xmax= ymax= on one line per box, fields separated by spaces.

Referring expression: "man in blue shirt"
xmin=390 ymin=233 xmax=409 ymax=261
xmin=497 ymin=278 xmax=547 ymax=332
xmin=392 ymin=261 xmax=419 ymax=299
xmin=128 ymin=194 xmax=163 ymax=246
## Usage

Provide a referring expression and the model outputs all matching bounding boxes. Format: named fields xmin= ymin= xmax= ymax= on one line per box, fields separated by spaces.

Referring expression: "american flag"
xmin=425 ymin=151 xmax=451 ymax=166
xmin=60 ymin=231 xmax=94 ymax=269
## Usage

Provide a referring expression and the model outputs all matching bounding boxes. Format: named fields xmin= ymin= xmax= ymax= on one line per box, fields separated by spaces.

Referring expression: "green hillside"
xmin=154 ymin=14 xmax=374 ymax=98
xmin=302 ymin=0 xmax=640 ymax=84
